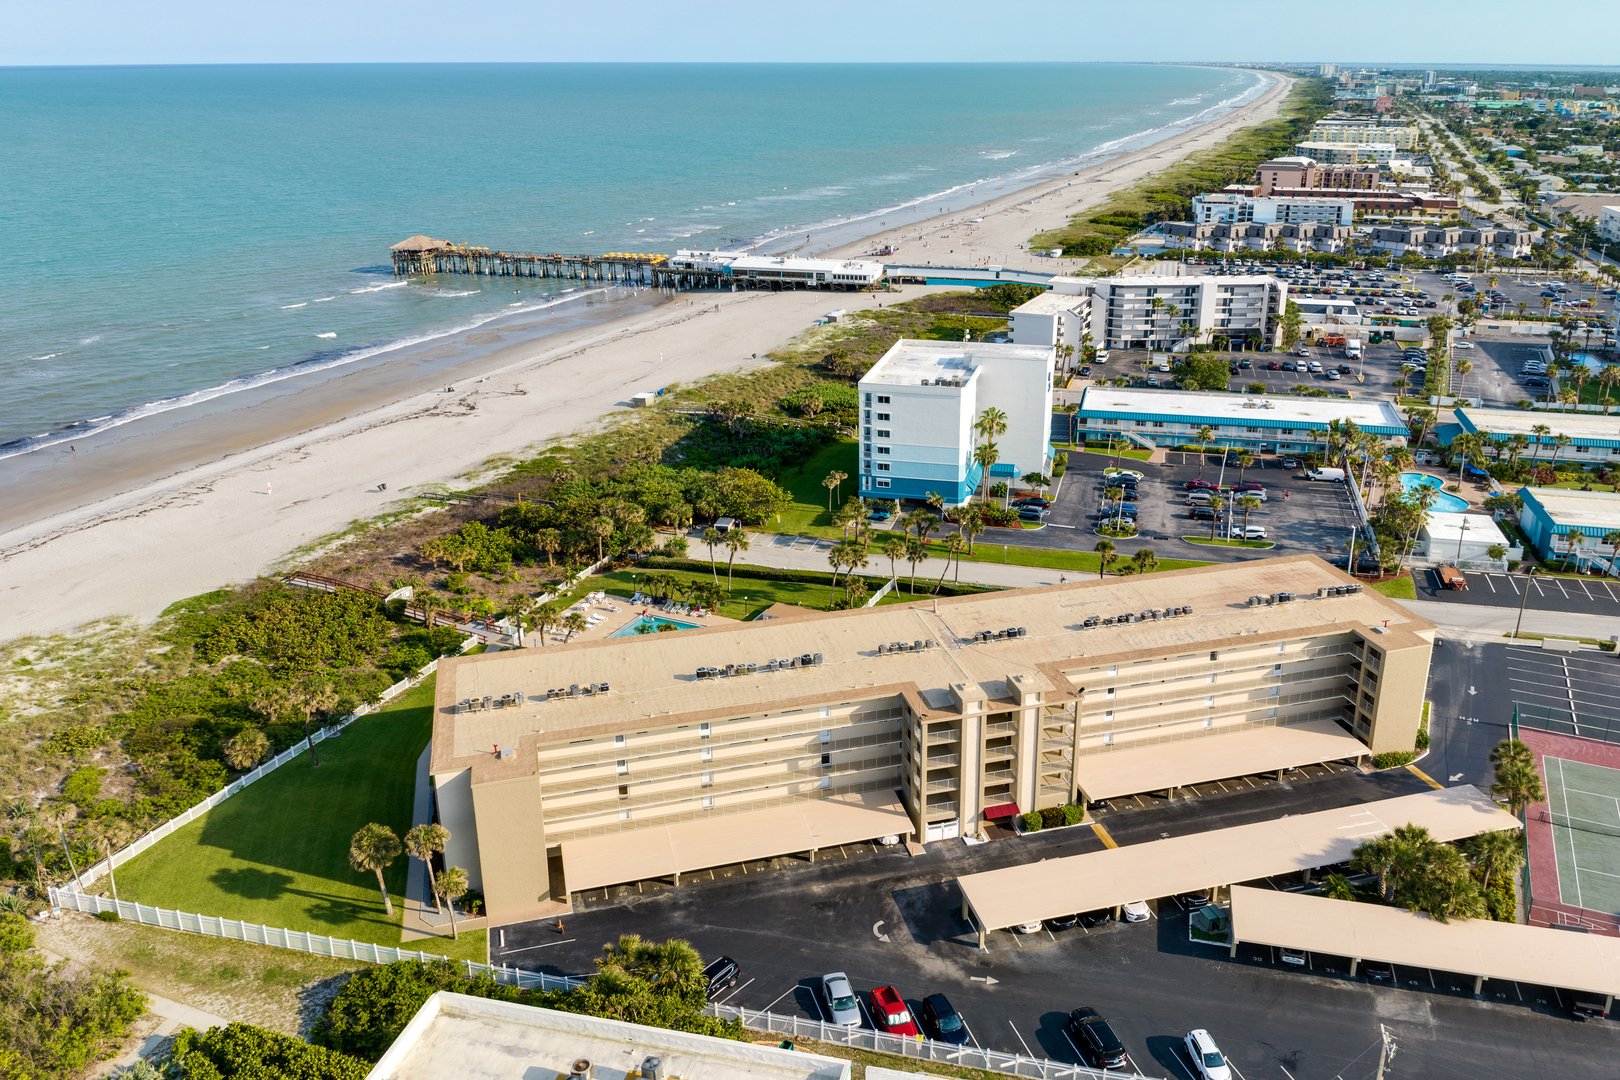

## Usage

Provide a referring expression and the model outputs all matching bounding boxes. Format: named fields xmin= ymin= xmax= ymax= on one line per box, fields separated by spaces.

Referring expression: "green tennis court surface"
xmin=1544 ymin=756 xmax=1620 ymax=914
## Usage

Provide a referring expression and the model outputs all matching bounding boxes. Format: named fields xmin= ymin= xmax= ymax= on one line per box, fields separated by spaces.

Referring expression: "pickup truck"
xmin=868 ymin=984 xmax=920 ymax=1038
xmin=1437 ymin=565 xmax=1468 ymax=591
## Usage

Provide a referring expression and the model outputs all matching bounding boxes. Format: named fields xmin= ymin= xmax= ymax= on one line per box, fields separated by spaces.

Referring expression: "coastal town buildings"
xmin=1072 ymin=387 xmax=1407 ymax=456
xmin=1293 ymin=141 xmax=1408 ymax=167
xmin=1160 ymin=221 xmax=1351 ymax=255
xmin=428 ymin=559 xmax=1433 ymax=922
xmin=1363 ymin=224 xmax=1534 ymax=259
xmin=1191 ymin=193 xmax=1356 ymax=227
xmin=1600 ymin=205 xmax=1620 ymax=245
xmin=1306 ymin=119 xmax=1421 ymax=150
xmin=1008 ymin=274 xmax=1286 ymax=355
xmin=855 ymin=340 xmax=1055 ymax=503
xmin=1444 ymin=406 xmax=1620 ymax=463
xmin=1253 ymin=157 xmax=1381 ymax=196
xmin=1516 ymin=488 xmax=1620 ymax=567
xmin=668 ymin=250 xmax=885 ymax=289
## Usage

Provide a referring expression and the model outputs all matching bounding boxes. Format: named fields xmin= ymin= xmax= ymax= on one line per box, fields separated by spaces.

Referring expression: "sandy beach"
xmin=0 ymin=71 xmax=1291 ymax=642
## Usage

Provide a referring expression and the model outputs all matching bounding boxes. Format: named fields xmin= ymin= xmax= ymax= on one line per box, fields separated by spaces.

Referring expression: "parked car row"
xmin=817 ymin=972 xmax=971 ymax=1045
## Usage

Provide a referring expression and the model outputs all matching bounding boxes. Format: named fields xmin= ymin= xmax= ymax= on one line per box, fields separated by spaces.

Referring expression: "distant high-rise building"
xmin=1423 ymin=70 xmax=1437 ymax=90
xmin=1319 ymin=63 xmax=1339 ymax=77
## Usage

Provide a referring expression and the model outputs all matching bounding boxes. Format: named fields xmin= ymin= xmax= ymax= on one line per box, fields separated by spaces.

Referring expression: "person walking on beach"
xmin=265 ymin=482 xmax=273 ymax=496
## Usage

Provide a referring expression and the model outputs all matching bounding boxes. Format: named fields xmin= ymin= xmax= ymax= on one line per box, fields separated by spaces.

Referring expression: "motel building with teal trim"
xmin=1073 ymin=387 xmax=1408 ymax=455
xmin=1445 ymin=406 xmax=1620 ymax=464
xmin=1516 ymin=487 xmax=1620 ymax=569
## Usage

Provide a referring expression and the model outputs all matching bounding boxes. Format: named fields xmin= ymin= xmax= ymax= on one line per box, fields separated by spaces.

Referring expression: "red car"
xmin=1229 ymin=482 xmax=1265 ymax=493
xmin=868 ymin=985 xmax=920 ymax=1038
xmin=1185 ymin=479 xmax=1218 ymax=491
xmin=1265 ymin=361 xmax=1282 ymax=370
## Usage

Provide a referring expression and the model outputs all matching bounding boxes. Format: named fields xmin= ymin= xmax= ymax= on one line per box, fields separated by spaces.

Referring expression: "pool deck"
xmin=539 ymin=591 xmax=739 ymax=647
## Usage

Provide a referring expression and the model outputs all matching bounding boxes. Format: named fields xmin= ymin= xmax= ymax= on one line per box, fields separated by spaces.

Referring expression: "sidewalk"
xmin=1401 ymin=598 xmax=1620 ymax=645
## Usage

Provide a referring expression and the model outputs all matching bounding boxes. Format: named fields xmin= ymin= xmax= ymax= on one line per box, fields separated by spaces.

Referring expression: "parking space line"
xmin=499 ymin=937 xmax=576 ymax=955
xmin=716 ymin=977 xmax=754 ymax=1005
xmin=763 ymin=984 xmax=798 ymax=1013
xmin=1010 ymin=1022 xmax=1035 ymax=1058
xmin=1482 ymin=574 xmax=1497 ymax=594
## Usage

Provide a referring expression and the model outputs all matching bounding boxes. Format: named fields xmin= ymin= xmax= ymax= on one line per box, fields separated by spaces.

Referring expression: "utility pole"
xmin=1375 ymin=1023 xmax=1398 ymax=1080
xmin=1512 ymin=566 xmax=1540 ymax=641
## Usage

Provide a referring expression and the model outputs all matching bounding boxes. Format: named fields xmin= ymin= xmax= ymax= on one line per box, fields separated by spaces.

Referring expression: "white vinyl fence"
xmin=705 ymin=1004 xmax=1164 ymax=1080
xmin=63 ymin=637 xmax=475 ymax=895
xmin=47 ymin=888 xmax=581 ymax=993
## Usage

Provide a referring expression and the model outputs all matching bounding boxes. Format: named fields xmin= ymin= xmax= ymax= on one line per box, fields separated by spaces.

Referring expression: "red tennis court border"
xmin=1517 ymin=727 xmax=1620 ymax=937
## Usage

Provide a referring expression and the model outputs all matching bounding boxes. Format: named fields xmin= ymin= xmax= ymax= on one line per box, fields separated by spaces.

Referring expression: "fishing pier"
xmin=390 ymin=236 xmax=886 ymax=292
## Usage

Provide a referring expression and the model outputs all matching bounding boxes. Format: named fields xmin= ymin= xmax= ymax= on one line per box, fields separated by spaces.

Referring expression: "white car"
xmin=1227 ymin=525 xmax=1267 ymax=540
xmin=821 ymin=972 xmax=862 ymax=1027
xmin=1121 ymin=900 xmax=1152 ymax=923
xmin=1103 ymin=468 xmax=1145 ymax=482
xmin=1280 ymin=947 xmax=1308 ymax=966
xmin=1454 ymin=340 xmax=1476 ymax=349
xmin=1014 ymin=920 xmax=1044 ymax=934
xmin=1184 ymin=1029 xmax=1232 ymax=1080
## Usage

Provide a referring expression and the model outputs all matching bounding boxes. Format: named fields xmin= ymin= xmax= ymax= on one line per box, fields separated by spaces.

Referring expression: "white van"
xmin=1306 ymin=467 xmax=1347 ymax=482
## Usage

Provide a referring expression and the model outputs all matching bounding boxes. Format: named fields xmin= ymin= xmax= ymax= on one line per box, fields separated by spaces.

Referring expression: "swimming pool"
xmin=609 ymin=614 xmax=704 ymax=638
xmin=1399 ymin=472 xmax=1470 ymax=514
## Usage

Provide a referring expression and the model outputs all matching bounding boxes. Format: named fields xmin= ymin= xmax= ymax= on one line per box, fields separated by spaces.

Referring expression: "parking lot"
xmin=494 ymin=766 xmax=1617 ymax=1079
xmin=1411 ymin=565 xmax=1620 ymax=617
xmin=1047 ymin=451 xmax=1361 ymax=564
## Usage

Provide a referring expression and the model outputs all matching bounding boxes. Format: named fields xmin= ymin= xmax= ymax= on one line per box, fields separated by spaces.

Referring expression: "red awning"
xmin=983 ymin=803 xmax=1021 ymax=821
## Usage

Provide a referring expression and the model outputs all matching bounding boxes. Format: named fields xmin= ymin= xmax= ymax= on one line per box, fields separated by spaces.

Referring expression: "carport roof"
xmin=957 ymin=785 xmax=1517 ymax=934
xmin=1071 ymin=719 xmax=1367 ymax=802
xmin=1229 ymin=885 xmax=1620 ymax=998
xmin=560 ymin=790 xmax=910 ymax=892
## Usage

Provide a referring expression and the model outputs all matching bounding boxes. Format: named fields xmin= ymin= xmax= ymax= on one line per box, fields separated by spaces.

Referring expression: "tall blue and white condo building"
xmin=858 ymin=340 xmax=1055 ymax=504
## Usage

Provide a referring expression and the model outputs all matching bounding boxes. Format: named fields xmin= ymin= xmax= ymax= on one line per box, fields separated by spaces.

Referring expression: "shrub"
xmin=1040 ymin=806 xmax=1065 ymax=828
xmin=1061 ymin=804 xmax=1085 ymax=827
xmin=94 ymin=910 xmax=120 ymax=923
xmin=171 ymin=1024 xmax=370 ymax=1080
xmin=1484 ymin=876 xmax=1516 ymax=923
xmin=1019 ymin=811 xmax=1043 ymax=833
xmin=1372 ymin=750 xmax=1416 ymax=769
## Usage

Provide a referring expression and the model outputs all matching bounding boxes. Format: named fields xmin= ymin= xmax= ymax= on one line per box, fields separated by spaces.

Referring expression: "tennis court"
xmin=1543 ymin=756 xmax=1620 ymax=915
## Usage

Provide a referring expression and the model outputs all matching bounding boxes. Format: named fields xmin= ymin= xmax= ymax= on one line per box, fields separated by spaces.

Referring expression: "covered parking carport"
xmin=1228 ymin=884 xmax=1620 ymax=1009
xmin=955 ymin=785 xmax=1518 ymax=948
xmin=1072 ymin=720 xmax=1368 ymax=802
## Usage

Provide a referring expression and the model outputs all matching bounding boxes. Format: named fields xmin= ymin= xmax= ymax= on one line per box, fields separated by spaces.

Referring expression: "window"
xmin=864 ymin=393 xmax=873 ymax=404
xmin=820 ymin=705 xmax=831 ymax=718
xmin=701 ymin=770 xmax=713 ymax=788
xmin=618 ymin=809 xmax=631 ymax=821
xmin=820 ymin=776 xmax=832 ymax=790
xmin=1210 ymin=651 xmax=1219 ymax=661
xmin=877 ymin=395 xmax=891 ymax=404
xmin=702 ymin=796 xmax=715 ymax=809
xmin=821 ymin=752 xmax=832 ymax=768
xmin=875 ymin=478 xmax=890 ymax=489
xmin=700 ymin=746 xmax=713 ymax=762
xmin=876 ymin=429 xmax=891 ymax=439
xmin=618 ymin=784 xmax=629 ymax=800
xmin=820 ymin=729 xmax=832 ymax=744
xmin=698 ymin=722 xmax=711 ymax=739
xmin=877 ymin=463 xmax=890 ymax=472
xmin=877 ymin=412 xmax=890 ymax=421
xmin=615 ymin=759 xmax=628 ymax=776
xmin=613 ymin=734 xmax=626 ymax=748
xmin=876 ymin=446 xmax=890 ymax=454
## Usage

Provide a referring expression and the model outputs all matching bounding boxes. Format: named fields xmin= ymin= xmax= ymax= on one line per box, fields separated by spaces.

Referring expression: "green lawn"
xmin=115 ymin=678 xmax=487 ymax=963
xmin=1370 ymin=575 xmax=1417 ymax=600
xmin=573 ymin=566 xmax=897 ymax=620
xmin=1053 ymin=441 xmax=1154 ymax=461
xmin=948 ymin=538 xmax=1206 ymax=575
xmin=771 ymin=439 xmax=859 ymax=538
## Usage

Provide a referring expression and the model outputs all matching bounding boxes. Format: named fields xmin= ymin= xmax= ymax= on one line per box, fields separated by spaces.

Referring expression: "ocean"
xmin=0 ymin=63 xmax=1260 ymax=458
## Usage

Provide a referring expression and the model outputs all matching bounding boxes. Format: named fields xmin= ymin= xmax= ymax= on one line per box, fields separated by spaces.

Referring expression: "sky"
xmin=8 ymin=0 xmax=1620 ymax=67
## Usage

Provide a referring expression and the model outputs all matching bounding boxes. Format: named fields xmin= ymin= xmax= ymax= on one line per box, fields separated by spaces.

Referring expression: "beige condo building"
xmin=430 ymin=557 xmax=1433 ymax=923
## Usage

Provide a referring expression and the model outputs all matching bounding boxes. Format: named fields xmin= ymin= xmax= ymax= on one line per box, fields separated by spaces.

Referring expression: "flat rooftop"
xmin=1455 ymin=406 xmax=1620 ymax=445
xmin=1423 ymin=512 xmax=1511 ymax=547
xmin=367 ymin=993 xmax=851 ymax=1080
xmin=1230 ymin=886 xmax=1620 ymax=998
xmin=1077 ymin=387 xmax=1407 ymax=433
xmin=431 ymin=557 xmax=1432 ymax=776
xmin=730 ymin=255 xmax=883 ymax=276
xmin=859 ymin=339 xmax=1052 ymax=387
xmin=957 ymin=786 xmax=1517 ymax=933
xmin=1009 ymin=291 xmax=1085 ymax=316
xmin=1522 ymin=487 xmax=1620 ymax=528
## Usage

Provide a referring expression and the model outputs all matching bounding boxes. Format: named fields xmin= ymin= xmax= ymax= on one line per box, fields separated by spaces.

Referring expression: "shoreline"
xmin=0 ymin=70 xmax=1292 ymax=642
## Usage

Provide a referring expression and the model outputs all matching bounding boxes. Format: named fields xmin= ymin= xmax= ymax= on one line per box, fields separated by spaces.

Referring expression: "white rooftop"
xmin=1423 ymin=512 xmax=1510 ymax=547
xmin=860 ymin=339 xmax=1053 ymax=387
xmin=1079 ymin=387 xmax=1407 ymax=431
xmin=1457 ymin=406 xmax=1620 ymax=443
xmin=1523 ymin=487 xmax=1620 ymax=529
xmin=1010 ymin=291 xmax=1086 ymax=316
xmin=367 ymin=993 xmax=852 ymax=1080
xmin=730 ymin=255 xmax=884 ymax=276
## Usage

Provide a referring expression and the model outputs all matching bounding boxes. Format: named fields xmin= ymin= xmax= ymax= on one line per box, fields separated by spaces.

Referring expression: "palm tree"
xmin=1094 ymin=539 xmax=1116 ymax=579
xmin=437 ymin=866 xmax=469 ymax=939
xmin=1207 ymin=494 xmax=1226 ymax=540
xmin=1550 ymin=433 xmax=1572 ymax=469
xmin=597 ymin=934 xmax=706 ymax=1005
xmin=348 ymin=823 xmax=403 ymax=916
xmin=882 ymin=534 xmax=904 ymax=584
xmin=974 ymin=406 xmax=1008 ymax=447
xmin=959 ymin=504 xmax=985 ymax=555
xmin=721 ymin=529 xmax=749 ymax=588
xmin=293 ymin=681 xmax=338 ymax=768
xmin=1464 ymin=829 xmax=1524 ymax=891
xmin=405 ymin=823 xmax=450 ymax=911
xmin=1351 ymin=833 xmax=1401 ymax=902
xmin=822 ymin=470 xmax=846 ymax=512
xmin=1237 ymin=494 xmax=1262 ymax=535
xmin=937 ymin=533 xmax=967 ymax=590
xmin=535 ymin=528 xmax=561 ymax=568
xmin=972 ymin=442 xmax=1000 ymax=501
xmin=531 ymin=599 xmax=563 ymax=647
xmin=1235 ymin=453 xmax=1255 ymax=484
xmin=1564 ymin=527 xmax=1587 ymax=568
xmin=701 ymin=527 xmax=722 ymax=583
xmin=1131 ymin=548 xmax=1158 ymax=575
xmin=561 ymin=611 xmax=588 ymax=643
xmin=1490 ymin=739 xmax=1544 ymax=817
xmin=222 ymin=728 xmax=270 ymax=773
xmin=588 ymin=516 xmax=614 ymax=563
xmin=902 ymin=535 xmax=927 ymax=594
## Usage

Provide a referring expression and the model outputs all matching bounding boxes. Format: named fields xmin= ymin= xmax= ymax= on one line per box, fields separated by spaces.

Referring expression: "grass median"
xmin=113 ymin=678 xmax=487 ymax=964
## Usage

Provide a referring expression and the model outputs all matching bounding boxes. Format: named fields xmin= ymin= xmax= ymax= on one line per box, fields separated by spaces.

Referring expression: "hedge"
xmin=638 ymin=557 xmax=992 ymax=597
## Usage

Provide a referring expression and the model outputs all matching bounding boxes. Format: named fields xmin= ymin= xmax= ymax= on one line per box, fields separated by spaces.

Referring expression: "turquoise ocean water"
xmin=0 ymin=63 xmax=1259 ymax=457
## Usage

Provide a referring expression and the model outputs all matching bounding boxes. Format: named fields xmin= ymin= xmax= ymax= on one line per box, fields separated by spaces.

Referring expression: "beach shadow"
xmin=209 ymin=866 xmax=295 ymax=902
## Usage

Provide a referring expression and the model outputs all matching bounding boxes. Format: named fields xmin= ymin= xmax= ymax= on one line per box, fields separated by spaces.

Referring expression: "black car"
xmin=1362 ymin=960 xmax=1395 ymax=984
xmin=1524 ymin=376 xmax=1550 ymax=388
xmin=919 ymin=992 xmax=971 ymax=1045
xmin=1067 ymin=1007 xmax=1128 ymax=1069
xmin=1018 ymin=506 xmax=1050 ymax=521
xmin=1045 ymin=913 xmax=1081 ymax=930
xmin=1336 ymin=364 xmax=1353 ymax=374
xmin=1013 ymin=497 xmax=1052 ymax=508
xmin=702 ymin=956 xmax=742 ymax=1001
xmin=1189 ymin=506 xmax=1216 ymax=520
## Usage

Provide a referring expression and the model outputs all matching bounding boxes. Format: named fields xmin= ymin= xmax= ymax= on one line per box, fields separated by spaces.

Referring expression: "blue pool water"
xmin=609 ymin=614 xmax=704 ymax=638
xmin=1400 ymin=472 xmax=1470 ymax=514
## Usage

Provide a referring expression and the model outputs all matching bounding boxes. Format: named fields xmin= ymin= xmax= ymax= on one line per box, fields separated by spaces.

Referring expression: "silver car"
xmin=821 ymin=971 xmax=861 ymax=1027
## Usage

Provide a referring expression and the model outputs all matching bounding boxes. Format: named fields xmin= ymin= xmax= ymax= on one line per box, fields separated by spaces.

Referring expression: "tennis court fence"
xmin=1513 ymin=704 xmax=1620 ymax=748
